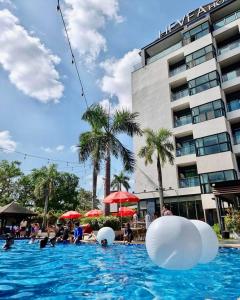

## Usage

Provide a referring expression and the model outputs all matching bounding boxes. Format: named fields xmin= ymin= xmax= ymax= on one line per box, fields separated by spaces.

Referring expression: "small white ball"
xmin=191 ymin=220 xmax=218 ymax=263
xmin=146 ymin=216 xmax=202 ymax=270
xmin=97 ymin=227 xmax=115 ymax=245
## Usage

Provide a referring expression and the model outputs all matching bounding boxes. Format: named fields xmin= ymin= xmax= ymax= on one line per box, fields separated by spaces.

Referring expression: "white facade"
xmin=132 ymin=0 xmax=240 ymax=223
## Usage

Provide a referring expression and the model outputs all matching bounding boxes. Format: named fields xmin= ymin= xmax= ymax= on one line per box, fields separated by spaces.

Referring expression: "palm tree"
xmin=82 ymin=104 xmax=142 ymax=215
xmin=138 ymin=128 xmax=174 ymax=215
xmin=111 ymin=171 xmax=130 ymax=191
xmin=78 ymin=128 xmax=104 ymax=209
xmin=33 ymin=164 xmax=58 ymax=230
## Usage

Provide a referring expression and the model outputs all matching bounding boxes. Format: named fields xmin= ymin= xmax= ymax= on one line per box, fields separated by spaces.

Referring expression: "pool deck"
xmin=219 ymin=240 xmax=240 ymax=248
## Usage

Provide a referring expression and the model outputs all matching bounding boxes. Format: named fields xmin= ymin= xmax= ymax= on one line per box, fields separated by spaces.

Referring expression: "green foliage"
xmin=213 ymin=223 xmax=221 ymax=239
xmin=77 ymin=188 xmax=99 ymax=211
xmin=81 ymin=216 xmax=121 ymax=231
xmin=111 ymin=171 xmax=130 ymax=191
xmin=224 ymin=209 xmax=240 ymax=233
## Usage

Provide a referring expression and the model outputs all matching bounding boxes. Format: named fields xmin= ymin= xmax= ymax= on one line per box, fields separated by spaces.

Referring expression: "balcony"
xmin=222 ymin=67 xmax=240 ymax=82
xmin=169 ymin=60 xmax=186 ymax=77
xmin=179 ymin=177 xmax=200 ymax=188
xmin=176 ymin=144 xmax=195 ymax=157
xmin=171 ymin=84 xmax=189 ymax=101
xmin=218 ymin=38 xmax=240 ymax=56
xmin=226 ymin=92 xmax=240 ymax=112
xmin=176 ymin=135 xmax=195 ymax=157
xmin=233 ymin=129 xmax=240 ymax=145
xmin=213 ymin=10 xmax=240 ymax=31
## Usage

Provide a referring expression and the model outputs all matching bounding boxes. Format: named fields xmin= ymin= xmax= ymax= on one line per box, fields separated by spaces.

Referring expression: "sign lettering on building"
xmin=158 ymin=0 xmax=230 ymax=39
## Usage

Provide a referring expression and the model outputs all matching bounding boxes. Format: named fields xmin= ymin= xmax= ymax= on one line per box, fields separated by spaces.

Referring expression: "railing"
xmin=171 ymin=88 xmax=189 ymax=101
xmin=176 ymin=144 xmax=195 ymax=157
xmin=147 ymin=41 xmax=182 ymax=65
xmin=214 ymin=10 xmax=240 ymax=31
xmin=227 ymin=99 xmax=240 ymax=112
xmin=169 ymin=64 xmax=186 ymax=77
xmin=174 ymin=115 xmax=192 ymax=127
xmin=179 ymin=176 xmax=200 ymax=188
xmin=218 ymin=39 xmax=240 ymax=55
xmin=222 ymin=68 xmax=240 ymax=82
xmin=233 ymin=130 xmax=240 ymax=145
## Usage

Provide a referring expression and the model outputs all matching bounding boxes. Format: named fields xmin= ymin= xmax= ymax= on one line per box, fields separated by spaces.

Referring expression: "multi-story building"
xmin=132 ymin=0 xmax=240 ymax=224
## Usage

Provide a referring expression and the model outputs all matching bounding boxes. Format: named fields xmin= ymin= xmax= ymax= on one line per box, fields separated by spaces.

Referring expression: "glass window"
xmin=227 ymin=92 xmax=240 ymax=112
xmin=196 ymin=132 xmax=231 ymax=157
xmin=186 ymin=45 xmax=215 ymax=69
xmin=183 ymin=22 xmax=210 ymax=45
xmin=200 ymin=170 xmax=238 ymax=194
xmin=189 ymin=71 xmax=220 ymax=96
xmin=191 ymin=100 xmax=225 ymax=124
xmin=213 ymin=10 xmax=240 ymax=30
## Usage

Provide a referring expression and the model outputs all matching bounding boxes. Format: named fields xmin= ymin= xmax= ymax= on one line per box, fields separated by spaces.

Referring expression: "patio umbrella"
xmin=104 ymin=191 xmax=139 ymax=227
xmin=117 ymin=207 xmax=136 ymax=217
xmin=60 ymin=211 xmax=82 ymax=219
xmin=103 ymin=191 xmax=140 ymax=204
xmin=85 ymin=209 xmax=103 ymax=218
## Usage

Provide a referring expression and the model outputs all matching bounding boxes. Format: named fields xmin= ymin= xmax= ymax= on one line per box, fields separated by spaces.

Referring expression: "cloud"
xmin=41 ymin=147 xmax=53 ymax=154
xmin=0 ymin=130 xmax=17 ymax=152
xmin=70 ymin=145 xmax=78 ymax=153
xmin=56 ymin=145 xmax=65 ymax=152
xmin=0 ymin=9 xmax=64 ymax=103
xmin=99 ymin=49 xmax=141 ymax=110
xmin=63 ymin=0 xmax=122 ymax=65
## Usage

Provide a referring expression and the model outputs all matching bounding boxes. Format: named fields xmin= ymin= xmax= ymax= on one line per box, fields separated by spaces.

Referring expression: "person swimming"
xmin=40 ymin=237 xmax=48 ymax=248
xmin=101 ymin=239 xmax=108 ymax=247
xmin=2 ymin=234 xmax=14 ymax=250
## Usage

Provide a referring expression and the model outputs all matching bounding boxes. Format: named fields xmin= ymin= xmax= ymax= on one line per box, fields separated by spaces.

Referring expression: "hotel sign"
xmin=159 ymin=0 xmax=230 ymax=39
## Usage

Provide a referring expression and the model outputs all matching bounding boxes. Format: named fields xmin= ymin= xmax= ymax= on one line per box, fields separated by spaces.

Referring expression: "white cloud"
xmin=70 ymin=145 xmax=78 ymax=153
xmin=56 ymin=145 xmax=65 ymax=152
xmin=0 ymin=9 xmax=64 ymax=103
xmin=63 ymin=0 xmax=122 ymax=64
xmin=41 ymin=147 xmax=53 ymax=153
xmin=0 ymin=130 xmax=17 ymax=152
xmin=99 ymin=49 xmax=141 ymax=110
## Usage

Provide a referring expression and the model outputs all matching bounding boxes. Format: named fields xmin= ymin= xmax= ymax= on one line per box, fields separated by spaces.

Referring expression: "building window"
xmin=169 ymin=59 xmax=186 ymax=77
xmin=183 ymin=22 xmax=210 ymax=45
xmin=200 ymin=170 xmax=237 ymax=194
xmin=195 ymin=132 xmax=232 ymax=157
xmin=192 ymin=99 xmax=226 ymax=124
xmin=213 ymin=10 xmax=240 ymax=31
xmin=222 ymin=63 xmax=240 ymax=82
xmin=178 ymin=165 xmax=200 ymax=188
xmin=186 ymin=44 xmax=215 ymax=69
xmin=232 ymin=124 xmax=240 ymax=145
xmin=174 ymin=108 xmax=192 ymax=128
xmin=218 ymin=35 xmax=240 ymax=56
xmin=226 ymin=92 xmax=240 ymax=112
xmin=188 ymin=71 xmax=220 ymax=96
xmin=176 ymin=135 xmax=195 ymax=157
xmin=171 ymin=84 xmax=189 ymax=101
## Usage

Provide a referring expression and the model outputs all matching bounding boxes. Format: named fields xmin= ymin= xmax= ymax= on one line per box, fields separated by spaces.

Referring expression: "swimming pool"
xmin=0 ymin=242 xmax=240 ymax=299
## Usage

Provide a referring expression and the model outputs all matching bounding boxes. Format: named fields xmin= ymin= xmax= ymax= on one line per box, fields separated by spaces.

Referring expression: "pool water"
xmin=0 ymin=242 xmax=240 ymax=300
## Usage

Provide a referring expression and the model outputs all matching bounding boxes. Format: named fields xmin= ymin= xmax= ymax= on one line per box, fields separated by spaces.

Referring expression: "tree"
xmin=33 ymin=164 xmax=59 ymax=229
xmin=0 ymin=160 xmax=22 ymax=205
xmin=78 ymin=128 xmax=104 ymax=210
xmin=82 ymin=104 xmax=142 ymax=215
xmin=138 ymin=128 xmax=174 ymax=214
xmin=111 ymin=171 xmax=130 ymax=191
xmin=76 ymin=188 xmax=100 ymax=211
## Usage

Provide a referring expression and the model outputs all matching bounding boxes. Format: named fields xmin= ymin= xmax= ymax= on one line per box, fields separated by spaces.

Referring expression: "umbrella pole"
xmin=120 ymin=201 xmax=122 ymax=229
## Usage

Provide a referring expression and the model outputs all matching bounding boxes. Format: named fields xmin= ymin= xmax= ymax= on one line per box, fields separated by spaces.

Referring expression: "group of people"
xmin=7 ymin=220 xmax=40 ymax=238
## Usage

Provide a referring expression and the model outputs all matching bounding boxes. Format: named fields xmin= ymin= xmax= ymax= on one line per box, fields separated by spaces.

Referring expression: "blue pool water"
xmin=0 ymin=241 xmax=240 ymax=300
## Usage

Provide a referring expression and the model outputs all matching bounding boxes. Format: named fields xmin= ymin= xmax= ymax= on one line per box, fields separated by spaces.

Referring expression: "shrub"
xmin=81 ymin=216 xmax=121 ymax=231
xmin=224 ymin=209 xmax=240 ymax=233
xmin=212 ymin=223 xmax=221 ymax=239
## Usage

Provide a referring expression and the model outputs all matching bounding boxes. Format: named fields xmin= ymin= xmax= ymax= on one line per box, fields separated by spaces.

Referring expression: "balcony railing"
xmin=214 ymin=10 xmax=240 ymax=31
xmin=179 ymin=176 xmax=200 ymax=188
xmin=169 ymin=64 xmax=186 ymax=77
xmin=222 ymin=68 xmax=240 ymax=82
xmin=176 ymin=144 xmax=195 ymax=157
xmin=171 ymin=88 xmax=189 ymax=101
xmin=218 ymin=39 xmax=240 ymax=55
xmin=227 ymin=99 xmax=240 ymax=112
xmin=233 ymin=130 xmax=240 ymax=145
xmin=174 ymin=115 xmax=192 ymax=127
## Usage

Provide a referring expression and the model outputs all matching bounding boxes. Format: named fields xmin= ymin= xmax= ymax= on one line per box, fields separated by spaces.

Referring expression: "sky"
xmin=0 ymin=0 xmax=207 ymax=199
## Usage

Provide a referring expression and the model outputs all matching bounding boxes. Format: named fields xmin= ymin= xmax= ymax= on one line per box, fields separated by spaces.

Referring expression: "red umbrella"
xmin=85 ymin=209 xmax=103 ymax=218
xmin=60 ymin=211 xmax=82 ymax=219
xmin=117 ymin=207 xmax=136 ymax=217
xmin=103 ymin=191 xmax=139 ymax=204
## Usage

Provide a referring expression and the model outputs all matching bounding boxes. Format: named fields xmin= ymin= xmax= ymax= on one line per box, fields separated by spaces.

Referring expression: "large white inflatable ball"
xmin=145 ymin=216 xmax=202 ymax=270
xmin=97 ymin=227 xmax=115 ymax=245
xmin=191 ymin=220 xmax=218 ymax=264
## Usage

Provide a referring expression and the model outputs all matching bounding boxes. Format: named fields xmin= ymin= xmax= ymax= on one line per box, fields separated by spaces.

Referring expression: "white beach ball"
xmin=191 ymin=220 xmax=218 ymax=264
xmin=145 ymin=216 xmax=202 ymax=270
xmin=97 ymin=227 xmax=115 ymax=245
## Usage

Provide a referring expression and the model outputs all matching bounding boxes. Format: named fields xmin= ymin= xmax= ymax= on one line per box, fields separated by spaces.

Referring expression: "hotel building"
xmin=132 ymin=0 xmax=240 ymax=224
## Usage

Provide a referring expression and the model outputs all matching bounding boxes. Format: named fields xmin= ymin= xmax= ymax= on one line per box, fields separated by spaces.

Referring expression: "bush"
xmin=213 ymin=223 xmax=221 ymax=239
xmin=224 ymin=209 xmax=240 ymax=233
xmin=81 ymin=216 xmax=121 ymax=231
